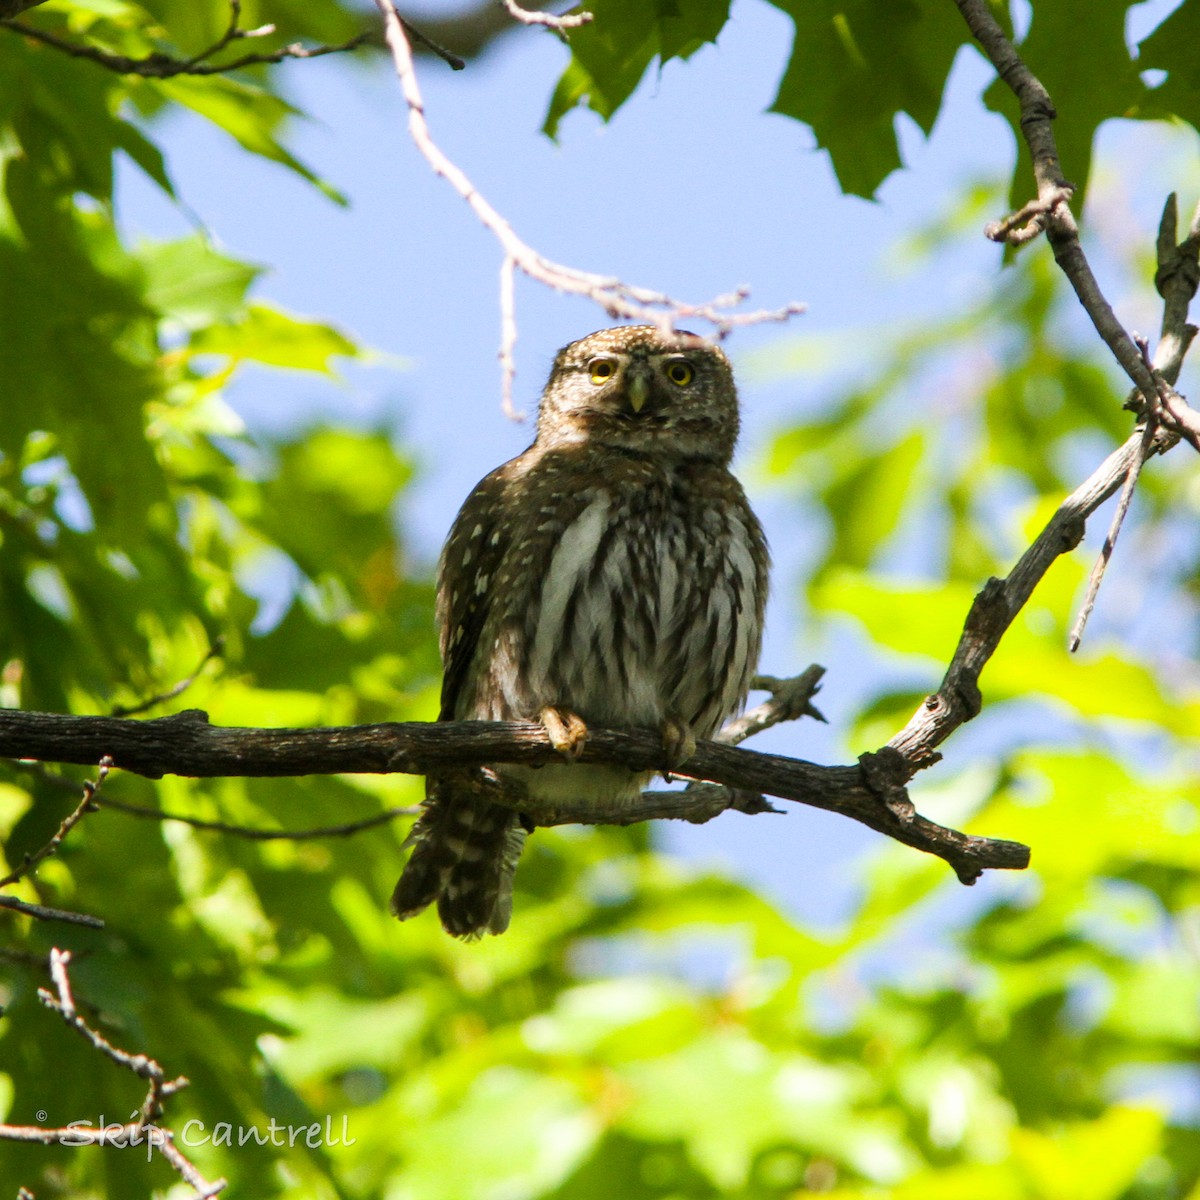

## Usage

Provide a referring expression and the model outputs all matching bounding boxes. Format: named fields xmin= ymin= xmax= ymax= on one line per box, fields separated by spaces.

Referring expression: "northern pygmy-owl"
xmin=391 ymin=325 xmax=769 ymax=937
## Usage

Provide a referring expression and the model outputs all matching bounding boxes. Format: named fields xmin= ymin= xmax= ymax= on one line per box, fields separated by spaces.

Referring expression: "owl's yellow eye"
xmin=665 ymin=360 xmax=695 ymax=386
xmin=588 ymin=357 xmax=616 ymax=385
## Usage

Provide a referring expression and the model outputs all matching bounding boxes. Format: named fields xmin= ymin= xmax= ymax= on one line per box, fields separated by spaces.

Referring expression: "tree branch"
xmin=0 ymin=948 xmax=227 ymax=1198
xmin=0 ymin=690 xmax=1028 ymax=883
xmin=110 ymin=638 xmax=224 ymax=719
xmin=99 ymin=795 xmax=419 ymax=841
xmin=955 ymin=0 xmax=1198 ymax=430
xmin=0 ymin=894 xmax=104 ymax=928
xmin=500 ymin=1 xmax=593 ymax=32
xmin=372 ymin=0 xmax=805 ymax=413
xmin=885 ymin=422 xmax=1174 ymax=773
xmin=1 ymin=0 xmax=371 ymax=77
xmin=0 ymin=759 xmax=109 ymax=889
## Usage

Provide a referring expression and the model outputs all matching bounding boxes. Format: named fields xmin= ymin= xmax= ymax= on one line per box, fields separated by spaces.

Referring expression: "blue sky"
xmin=114 ymin=0 xmax=1187 ymax=930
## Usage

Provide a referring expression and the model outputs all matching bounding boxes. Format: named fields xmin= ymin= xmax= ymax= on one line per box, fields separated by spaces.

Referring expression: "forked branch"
xmin=956 ymin=0 xmax=1200 ymax=654
xmin=0 ymin=949 xmax=226 ymax=1198
xmin=372 ymin=0 xmax=805 ymax=413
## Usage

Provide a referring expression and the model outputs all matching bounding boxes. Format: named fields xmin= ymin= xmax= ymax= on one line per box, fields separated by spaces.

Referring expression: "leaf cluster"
xmin=0 ymin=2 xmax=1198 ymax=1198
xmin=546 ymin=0 xmax=1200 ymax=201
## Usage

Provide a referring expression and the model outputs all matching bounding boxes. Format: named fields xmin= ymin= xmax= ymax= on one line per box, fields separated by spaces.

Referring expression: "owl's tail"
xmin=390 ymin=782 xmax=527 ymax=938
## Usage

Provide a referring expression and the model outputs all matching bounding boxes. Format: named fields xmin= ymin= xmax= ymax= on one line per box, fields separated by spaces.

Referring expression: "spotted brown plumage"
xmin=390 ymin=326 xmax=769 ymax=937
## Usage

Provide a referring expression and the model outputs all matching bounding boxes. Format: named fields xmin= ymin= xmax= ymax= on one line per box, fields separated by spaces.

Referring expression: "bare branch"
xmin=0 ymin=699 xmax=1027 ymax=882
xmin=1 ymin=0 xmax=370 ymax=77
xmin=10 ymin=948 xmax=228 ymax=1197
xmin=40 ymin=949 xmax=188 ymax=1124
xmin=0 ymin=758 xmax=109 ymax=889
xmin=1153 ymin=193 xmax=1200 ymax=376
xmin=110 ymin=638 xmax=224 ymax=719
xmin=5 ymin=757 xmax=416 ymax=840
xmin=498 ymin=254 xmax=523 ymax=420
xmin=372 ymin=0 xmax=804 ymax=405
xmin=399 ymin=17 xmax=465 ymax=70
xmin=99 ymin=794 xmax=418 ymax=840
xmin=1068 ymin=414 xmax=1156 ymax=651
xmin=959 ymin=0 xmax=1200 ymax=650
xmin=885 ymin=421 xmax=1176 ymax=774
xmin=716 ymin=668 xmax=828 ymax=746
xmin=500 ymin=1 xmax=593 ymax=31
xmin=984 ymin=184 xmax=1075 ymax=246
xmin=0 ymin=894 xmax=104 ymax=928
xmin=1069 ymin=195 xmax=1200 ymax=648
xmin=956 ymin=0 xmax=1169 ymax=409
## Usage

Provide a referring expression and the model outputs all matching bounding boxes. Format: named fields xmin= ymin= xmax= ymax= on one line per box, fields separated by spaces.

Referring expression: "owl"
xmin=390 ymin=325 xmax=769 ymax=938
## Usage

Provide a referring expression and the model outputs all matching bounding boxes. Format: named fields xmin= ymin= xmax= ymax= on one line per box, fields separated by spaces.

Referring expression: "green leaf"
xmin=768 ymin=0 xmax=967 ymax=197
xmin=395 ymin=1068 xmax=598 ymax=1200
xmin=821 ymin=429 xmax=926 ymax=573
xmin=1139 ymin=0 xmax=1200 ymax=131
xmin=1011 ymin=1107 xmax=1163 ymax=1200
xmin=154 ymin=76 xmax=346 ymax=203
xmin=190 ymin=303 xmax=358 ymax=372
xmin=544 ymin=0 xmax=731 ymax=136
xmin=138 ymin=233 xmax=261 ymax=327
xmin=619 ymin=1031 xmax=915 ymax=1186
xmin=985 ymin=0 xmax=1147 ymax=211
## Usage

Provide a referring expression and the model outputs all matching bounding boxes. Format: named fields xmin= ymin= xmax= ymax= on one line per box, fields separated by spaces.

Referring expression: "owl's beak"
xmin=625 ymin=364 xmax=652 ymax=413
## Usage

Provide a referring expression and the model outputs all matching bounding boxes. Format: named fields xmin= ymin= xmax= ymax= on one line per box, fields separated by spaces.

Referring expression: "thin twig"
xmin=1068 ymin=414 xmax=1156 ymax=651
xmin=500 ymin=1 xmax=593 ymax=31
xmin=0 ymin=894 xmax=104 ymax=928
xmin=98 ymin=795 xmax=418 ymax=840
xmin=885 ymin=422 xmax=1177 ymax=776
xmin=1 ymin=1124 xmax=225 ymax=1197
xmin=984 ymin=184 xmax=1075 ymax=246
xmin=373 ymin=0 xmax=804 ymax=406
xmin=40 ymin=950 xmax=188 ymax=1120
xmin=958 ymin=0 xmax=1200 ymax=650
xmin=0 ymin=758 xmax=109 ymax=888
xmin=498 ymin=254 xmax=523 ymax=420
xmin=110 ymin=638 xmax=224 ymax=719
xmin=27 ymin=949 xmax=226 ymax=1195
xmin=7 ymin=757 xmax=416 ymax=839
xmin=2 ymin=0 xmax=369 ymax=77
xmin=715 ymin=667 xmax=827 ymax=745
xmin=1069 ymin=195 xmax=1200 ymax=649
xmin=399 ymin=16 xmax=465 ymax=69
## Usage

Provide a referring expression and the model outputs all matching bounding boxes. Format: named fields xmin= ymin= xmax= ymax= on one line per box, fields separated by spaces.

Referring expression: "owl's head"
xmin=536 ymin=326 xmax=740 ymax=463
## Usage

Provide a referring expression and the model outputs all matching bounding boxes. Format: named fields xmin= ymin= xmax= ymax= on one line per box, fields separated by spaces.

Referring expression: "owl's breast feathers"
xmin=438 ymin=443 xmax=768 ymax=737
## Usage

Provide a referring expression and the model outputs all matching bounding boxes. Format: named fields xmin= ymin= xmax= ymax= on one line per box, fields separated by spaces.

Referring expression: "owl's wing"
xmin=435 ymin=464 xmax=516 ymax=721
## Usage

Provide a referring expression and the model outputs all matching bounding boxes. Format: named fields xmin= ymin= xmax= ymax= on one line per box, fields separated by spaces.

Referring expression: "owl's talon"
xmin=660 ymin=716 xmax=697 ymax=773
xmin=540 ymin=705 xmax=589 ymax=761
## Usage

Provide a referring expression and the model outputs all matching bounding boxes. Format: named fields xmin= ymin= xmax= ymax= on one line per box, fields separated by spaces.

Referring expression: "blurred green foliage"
xmin=0 ymin=1 xmax=1198 ymax=1198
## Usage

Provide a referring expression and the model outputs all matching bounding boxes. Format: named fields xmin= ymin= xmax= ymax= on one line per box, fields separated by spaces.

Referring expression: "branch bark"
xmin=955 ymin=0 xmax=1161 ymax=401
xmin=0 ymin=949 xmax=227 ymax=1198
xmin=0 ymin=702 xmax=1029 ymax=883
xmin=957 ymin=0 xmax=1200 ymax=453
